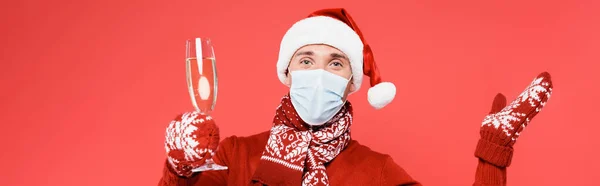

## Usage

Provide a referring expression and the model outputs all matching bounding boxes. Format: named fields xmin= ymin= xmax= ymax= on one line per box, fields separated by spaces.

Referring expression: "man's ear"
xmin=284 ymin=69 xmax=291 ymax=87
xmin=342 ymin=78 xmax=355 ymax=101
xmin=348 ymin=76 xmax=356 ymax=92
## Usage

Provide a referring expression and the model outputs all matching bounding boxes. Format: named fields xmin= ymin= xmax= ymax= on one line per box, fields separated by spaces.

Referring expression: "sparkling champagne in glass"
xmin=185 ymin=38 xmax=227 ymax=171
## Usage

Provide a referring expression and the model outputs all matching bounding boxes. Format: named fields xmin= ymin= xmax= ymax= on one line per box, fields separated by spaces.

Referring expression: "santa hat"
xmin=276 ymin=8 xmax=396 ymax=109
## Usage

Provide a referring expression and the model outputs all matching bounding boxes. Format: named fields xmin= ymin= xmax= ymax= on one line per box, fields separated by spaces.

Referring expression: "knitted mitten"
xmin=164 ymin=111 xmax=220 ymax=177
xmin=476 ymin=72 xmax=553 ymax=167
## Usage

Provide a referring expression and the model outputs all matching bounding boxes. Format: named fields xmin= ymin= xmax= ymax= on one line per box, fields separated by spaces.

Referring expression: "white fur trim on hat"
xmin=277 ymin=16 xmax=365 ymax=93
xmin=368 ymin=82 xmax=396 ymax=109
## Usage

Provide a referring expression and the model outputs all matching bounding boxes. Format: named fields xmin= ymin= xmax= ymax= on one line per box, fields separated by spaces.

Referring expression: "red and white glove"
xmin=164 ymin=111 xmax=220 ymax=177
xmin=476 ymin=72 xmax=553 ymax=167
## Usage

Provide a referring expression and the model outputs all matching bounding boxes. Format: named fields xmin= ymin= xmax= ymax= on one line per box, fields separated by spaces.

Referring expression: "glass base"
xmin=191 ymin=159 xmax=228 ymax=172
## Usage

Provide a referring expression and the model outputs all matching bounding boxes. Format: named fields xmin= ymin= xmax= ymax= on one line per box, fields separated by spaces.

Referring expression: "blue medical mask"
xmin=289 ymin=69 xmax=349 ymax=126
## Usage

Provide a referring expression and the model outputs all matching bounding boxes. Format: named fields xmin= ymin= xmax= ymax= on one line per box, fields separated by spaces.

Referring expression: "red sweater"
xmin=158 ymin=131 xmax=506 ymax=186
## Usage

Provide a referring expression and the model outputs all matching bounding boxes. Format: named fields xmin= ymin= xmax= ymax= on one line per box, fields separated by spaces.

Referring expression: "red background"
xmin=1 ymin=0 xmax=599 ymax=185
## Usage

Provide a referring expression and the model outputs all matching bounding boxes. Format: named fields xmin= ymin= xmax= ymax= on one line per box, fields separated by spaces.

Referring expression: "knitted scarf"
xmin=251 ymin=94 xmax=353 ymax=186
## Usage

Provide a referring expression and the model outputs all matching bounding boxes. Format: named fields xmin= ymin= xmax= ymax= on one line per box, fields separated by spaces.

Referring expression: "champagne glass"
xmin=185 ymin=38 xmax=227 ymax=171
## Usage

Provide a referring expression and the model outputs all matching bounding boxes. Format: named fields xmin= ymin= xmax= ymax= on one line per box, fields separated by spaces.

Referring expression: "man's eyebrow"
xmin=331 ymin=53 xmax=348 ymax=60
xmin=295 ymin=51 xmax=314 ymax=56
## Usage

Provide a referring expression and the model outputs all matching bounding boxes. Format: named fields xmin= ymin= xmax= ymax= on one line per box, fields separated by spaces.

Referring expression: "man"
xmin=159 ymin=8 xmax=553 ymax=186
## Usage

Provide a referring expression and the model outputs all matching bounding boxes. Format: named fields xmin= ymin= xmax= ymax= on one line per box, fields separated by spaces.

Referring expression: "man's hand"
xmin=475 ymin=72 xmax=553 ymax=168
xmin=480 ymin=72 xmax=553 ymax=147
xmin=164 ymin=111 xmax=220 ymax=177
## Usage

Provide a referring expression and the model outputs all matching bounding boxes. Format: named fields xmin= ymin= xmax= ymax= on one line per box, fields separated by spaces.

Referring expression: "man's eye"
xmin=331 ymin=61 xmax=343 ymax=67
xmin=301 ymin=60 xmax=312 ymax=65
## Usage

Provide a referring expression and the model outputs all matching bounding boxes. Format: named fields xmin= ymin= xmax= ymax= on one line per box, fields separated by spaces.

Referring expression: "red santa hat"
xmin=276 ymin=8 xmax=396 ymax=109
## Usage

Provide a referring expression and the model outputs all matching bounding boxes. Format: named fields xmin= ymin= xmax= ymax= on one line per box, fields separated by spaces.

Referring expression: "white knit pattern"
xmin=481 ymin=76 xmax=552 ymax=141
xmin=165 ymin=112 xmax=213 ymax=163
xmin=261 ymin=98 xmax=352 ymax=186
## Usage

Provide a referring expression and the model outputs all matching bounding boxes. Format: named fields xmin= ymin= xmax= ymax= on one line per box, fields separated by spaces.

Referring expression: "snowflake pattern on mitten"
xmin=481 ymin=72 xmax=553 ymax=146
xmin=164 ymin=111 xmax=219 ymax=177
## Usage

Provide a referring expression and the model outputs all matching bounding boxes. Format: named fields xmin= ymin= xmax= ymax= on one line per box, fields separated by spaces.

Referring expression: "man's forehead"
xmin=294 ymin=45 xmax=348 ymax=58
xmin=295 ymin=50 xmax=349 ymax=60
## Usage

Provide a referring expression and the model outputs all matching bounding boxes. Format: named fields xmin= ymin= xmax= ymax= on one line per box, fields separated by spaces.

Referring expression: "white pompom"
xmin=367 ymin=82 xmax=397 ymax=110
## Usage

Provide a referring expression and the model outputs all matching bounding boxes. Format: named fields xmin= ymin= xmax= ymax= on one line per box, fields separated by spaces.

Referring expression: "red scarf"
xmin=251 ymin=94 xmax=353 ymax=186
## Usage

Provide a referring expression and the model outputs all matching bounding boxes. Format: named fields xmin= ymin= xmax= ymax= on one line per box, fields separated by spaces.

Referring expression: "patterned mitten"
xmin=476 ymin=72 xmax=553 ymax=167
xmin=164 ymin=111 xmax=220 ymax=177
